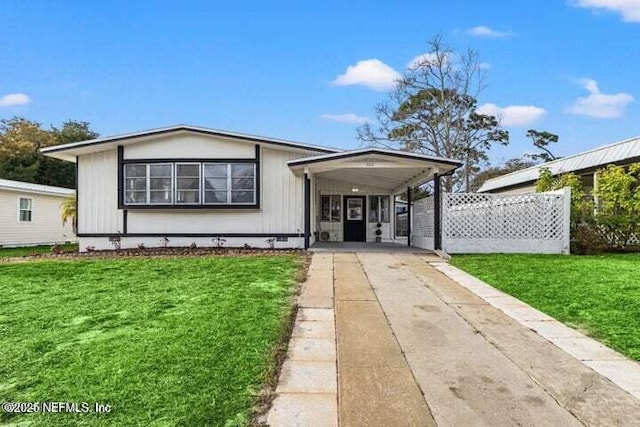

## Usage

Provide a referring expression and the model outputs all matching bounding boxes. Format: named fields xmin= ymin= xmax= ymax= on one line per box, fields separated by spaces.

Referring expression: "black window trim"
xmin=118 ymin=145 xmax=261 ymax=210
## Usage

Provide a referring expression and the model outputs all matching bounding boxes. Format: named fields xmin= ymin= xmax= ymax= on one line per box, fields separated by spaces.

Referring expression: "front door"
xmin=343 ymin=196 xmax=366 ymax=242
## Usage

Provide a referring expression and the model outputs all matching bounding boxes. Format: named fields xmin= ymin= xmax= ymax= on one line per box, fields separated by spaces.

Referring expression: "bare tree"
xmin=358 ymin=35 xmax=508 ymax=191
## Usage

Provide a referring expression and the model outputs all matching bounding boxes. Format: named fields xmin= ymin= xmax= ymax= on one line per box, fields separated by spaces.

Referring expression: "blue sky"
xmin=1 ymin=0 xmax=639 ymax=164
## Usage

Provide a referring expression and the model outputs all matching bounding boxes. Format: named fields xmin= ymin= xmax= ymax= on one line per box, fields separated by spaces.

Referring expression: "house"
xmin=478 ymin=136 xmax=640 ymax=194
xmin=0 ymin=179 xmax=76 ymax=247
xmin=41 ymin=125 xmax=461 ymax=251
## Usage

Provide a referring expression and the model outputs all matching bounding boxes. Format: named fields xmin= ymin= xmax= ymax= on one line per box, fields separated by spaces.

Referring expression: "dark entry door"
xmin=343 ymin=196 xmax=366 ymax=242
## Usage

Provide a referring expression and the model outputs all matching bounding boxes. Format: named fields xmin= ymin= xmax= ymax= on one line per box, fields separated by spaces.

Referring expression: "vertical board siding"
xmin=0 ymin=190 xmax=75 ymax=246
xmin=78 ymin=142 xmax=309 ymax=236
xmin=78 ymin=150 xmax=122 ymax=234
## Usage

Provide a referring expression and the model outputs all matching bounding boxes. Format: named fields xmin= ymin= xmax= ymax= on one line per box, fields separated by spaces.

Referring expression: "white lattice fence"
xmin=413 ymin=196 xmax=435 ymax=250
xmin=441 ymin=189 xmax=571 ymax=254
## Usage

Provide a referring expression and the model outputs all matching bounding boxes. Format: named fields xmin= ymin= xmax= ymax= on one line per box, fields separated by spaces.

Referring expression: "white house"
xmin=41 ymin=125 xmax=461 ymax=251
xmin=0 ymin=179 xmax=76 ymax=247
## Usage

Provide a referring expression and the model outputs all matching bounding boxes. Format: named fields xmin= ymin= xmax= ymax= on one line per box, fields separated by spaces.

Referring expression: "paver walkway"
xmin=267 ymin=252 xmax=640 ymax=426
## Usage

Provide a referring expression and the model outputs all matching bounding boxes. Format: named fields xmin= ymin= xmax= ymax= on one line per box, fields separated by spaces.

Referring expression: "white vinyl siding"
xmin=0 ymin=190 xmax=75 ymax=247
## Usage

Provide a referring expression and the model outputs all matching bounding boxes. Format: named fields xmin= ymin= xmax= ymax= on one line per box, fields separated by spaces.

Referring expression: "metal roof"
xmin=0 ymin=179 xmax=75 ymax=197
xmin=478 ymin=136 xmax=640 ymax=193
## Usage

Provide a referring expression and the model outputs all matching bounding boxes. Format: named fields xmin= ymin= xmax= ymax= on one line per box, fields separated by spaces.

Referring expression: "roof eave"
xmin=40 ymin=125 xmax=341 ymax=160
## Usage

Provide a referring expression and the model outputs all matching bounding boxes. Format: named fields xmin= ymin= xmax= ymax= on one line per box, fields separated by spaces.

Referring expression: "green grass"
xmin=0 ymin=255 xmax=302 ymax=426
xmin=451 ymin=253 xmax=640 ymax=360
xmin=0 ymin=243 xmax=78 ymax=257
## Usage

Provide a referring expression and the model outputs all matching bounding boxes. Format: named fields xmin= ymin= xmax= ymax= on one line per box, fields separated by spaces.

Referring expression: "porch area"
xmin=309 ymin=241 xmax=432 ymax=253
xmin=287 ymin=148 xmax=462 ymax=249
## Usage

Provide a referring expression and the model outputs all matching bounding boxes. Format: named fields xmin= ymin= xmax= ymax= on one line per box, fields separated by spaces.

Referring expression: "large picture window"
xmin=123 ymin=161 xmax=257 ymax=207
xmin=369 ymin=195 xmax=390 ymax=223
xmin=320 ymin=195 xmax=341 ymax=222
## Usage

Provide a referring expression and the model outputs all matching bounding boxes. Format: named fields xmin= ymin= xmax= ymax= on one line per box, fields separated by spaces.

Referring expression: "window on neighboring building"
xmin=18 ymin=197 xmax=32 ymax=222
xmin=369 ymin=195 xmax=390 ymax=223
xmin=124 ymin=161 xmax=257 ymax=207
xmin=320 ymin=195 xmax=341 ymax=222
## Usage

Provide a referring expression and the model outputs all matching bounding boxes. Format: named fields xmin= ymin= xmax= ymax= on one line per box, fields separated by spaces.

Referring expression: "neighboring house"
xmin=41 ymin=125 xmax=461 ymax=251
xmin=478 ymin=136 xmax=640 ymax=194
xmin=0 ymin=179 xmax=76 ymax=247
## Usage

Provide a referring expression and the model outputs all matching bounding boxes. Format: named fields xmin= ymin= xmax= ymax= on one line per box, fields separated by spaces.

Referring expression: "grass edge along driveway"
xmin=451 ymin=253 xmax=640 ymax=360
xmin=0 ymin=255 xmax=305 ymax=426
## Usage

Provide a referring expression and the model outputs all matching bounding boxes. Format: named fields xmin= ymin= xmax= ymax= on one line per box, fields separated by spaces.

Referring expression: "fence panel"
xmin=412 ymin=196 xmax=435 ymax=250
xmin=441 ymin=189 xmax=570 ymax=254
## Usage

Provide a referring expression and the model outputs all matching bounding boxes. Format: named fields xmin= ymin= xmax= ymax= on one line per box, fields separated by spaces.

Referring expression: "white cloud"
xmin=332 ymin=59 xmax=401 ymax=91
xmin=573 ymin=0 xmax=640 ymax=22
xmin=476 ymin=103 xmax=547 ymax=126
xmin=565 ymin=78 xmax=633 ymax=118
xmin=320 ymin=113 xmax=370 ymax=125
xmin=0 ymin=93 xmax=31 ymax=107
xmin=468 ymin=25 xmax=513 ymax=38
xmin=406 ymin=52 xmax=451 ymax=69
xmin=478 ymin=62 xmax=491 ymax=70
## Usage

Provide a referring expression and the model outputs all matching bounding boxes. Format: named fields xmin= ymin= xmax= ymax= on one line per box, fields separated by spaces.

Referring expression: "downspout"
xmin=406 ymin=186 xmax=412 ymax=247
xmin=433 ymin=173 xmax=441 ymax=250
xmin=304 ymin=173 xmax=311 ymax=249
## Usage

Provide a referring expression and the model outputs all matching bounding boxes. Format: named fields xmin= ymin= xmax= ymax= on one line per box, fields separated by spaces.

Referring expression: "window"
xmin=320 ymin=195 xmax=341 ymax=222
xmin=203 ymin=163 xmax=256 ymax=204
xmin=203 ymin=163 xmax=228 ymax=203
xmin=231 ymin=164 xmax=255 ymax=204
xmin=18 ymin=198 xmax=32 ymax=222
xmin=150 ymin=164 xmax=173 ymax=204
xmin=176 ymin=163 xmax=200 ymax=204
xmin=124 ymin=164 xmax=148 ymax=204
xmin=123 ymin=161 xmax=257 ymax=207
xmin=124 ymin=163 xmax=173 ymax=205
xmin=369 ymin=195 xmax=390 ymax=223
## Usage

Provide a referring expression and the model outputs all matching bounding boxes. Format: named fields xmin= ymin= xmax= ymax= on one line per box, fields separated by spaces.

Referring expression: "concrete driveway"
xmin=267 ymin=252 xmax=640 ymax=427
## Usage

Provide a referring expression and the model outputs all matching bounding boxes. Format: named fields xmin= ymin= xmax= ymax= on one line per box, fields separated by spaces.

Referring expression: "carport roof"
xmin=288 ymin=148 xmax=462 ymax=193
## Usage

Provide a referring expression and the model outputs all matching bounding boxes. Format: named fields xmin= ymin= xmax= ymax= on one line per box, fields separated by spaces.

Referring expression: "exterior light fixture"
xmin=351 ymin=188 xmax=359 ymax=193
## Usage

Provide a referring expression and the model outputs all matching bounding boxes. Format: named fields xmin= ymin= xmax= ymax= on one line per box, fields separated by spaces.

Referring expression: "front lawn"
xmin=0 ymin=243 xmax=78 ymax=257
xmin=451 ymin=254 xmax=640 ymax=360
xmin=0 ymin=255 xmax=303 ymax=426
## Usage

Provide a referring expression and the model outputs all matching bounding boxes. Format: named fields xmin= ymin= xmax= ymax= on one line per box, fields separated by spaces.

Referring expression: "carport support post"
xmin=406 ymin=186 xmax=412 ymax=247
xmin=434 ymin=173 xmax=441 ymax=250
xmin=304 ymin=173 xmax=311 ymax=249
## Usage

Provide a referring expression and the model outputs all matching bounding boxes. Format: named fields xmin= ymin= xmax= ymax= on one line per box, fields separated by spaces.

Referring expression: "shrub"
xmin=536 ymin=163 xmax=640 ymax=252
xmin=593 ymin=164 xmax=640 ymax=249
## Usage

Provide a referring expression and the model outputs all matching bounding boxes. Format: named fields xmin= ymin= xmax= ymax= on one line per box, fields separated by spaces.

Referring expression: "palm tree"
xmin=61 ymin=194 xmax=77 ymax=234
